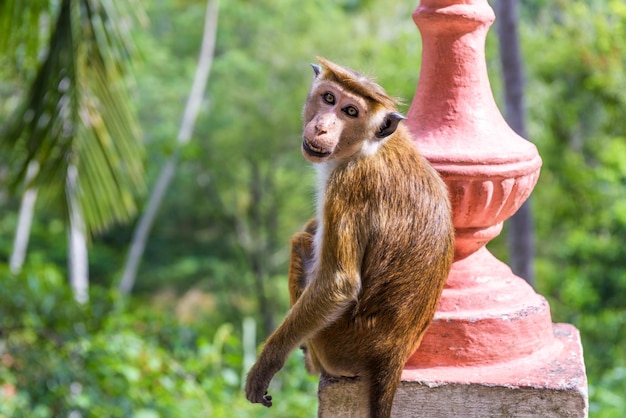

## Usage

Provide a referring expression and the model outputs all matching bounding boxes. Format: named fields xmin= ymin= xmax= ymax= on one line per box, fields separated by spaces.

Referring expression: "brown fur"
xmin=315 ymin=56 xmax=399 ymax=110
xmin=245 ymin=58 xmax=454 ymax=418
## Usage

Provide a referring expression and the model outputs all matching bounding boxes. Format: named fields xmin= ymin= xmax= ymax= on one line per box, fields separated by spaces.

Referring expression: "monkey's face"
xmin=302 ymin=81 xmax=382 ymax=163
xmin=301 ymin=73 xmax=406 ymax=163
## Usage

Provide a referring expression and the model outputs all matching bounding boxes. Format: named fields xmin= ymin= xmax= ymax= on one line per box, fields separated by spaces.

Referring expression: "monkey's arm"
xmin=245 ymin=216 xmax=362 ymax=407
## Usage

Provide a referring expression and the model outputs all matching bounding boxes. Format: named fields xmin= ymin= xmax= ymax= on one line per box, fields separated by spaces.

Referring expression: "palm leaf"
xmin=0 ymin=0 xmax=146 ymax=235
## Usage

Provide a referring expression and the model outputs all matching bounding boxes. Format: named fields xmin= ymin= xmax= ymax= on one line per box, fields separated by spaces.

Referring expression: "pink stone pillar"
xmin=404 ymin=0 xmax=548 ymax=369
xmin=318 ymin=0 xmax=588 ymax=416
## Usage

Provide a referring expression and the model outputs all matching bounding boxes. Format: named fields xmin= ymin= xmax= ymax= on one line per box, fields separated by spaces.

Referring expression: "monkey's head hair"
xmin=315 ymin=57 xmax=401 ymax=111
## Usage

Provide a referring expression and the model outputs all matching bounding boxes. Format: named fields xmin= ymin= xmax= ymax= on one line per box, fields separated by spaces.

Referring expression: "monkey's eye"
xmin=342 ymin=105 xmax=359 ymax=118
xmin=322 ymin=92 xmax=335 ymax=105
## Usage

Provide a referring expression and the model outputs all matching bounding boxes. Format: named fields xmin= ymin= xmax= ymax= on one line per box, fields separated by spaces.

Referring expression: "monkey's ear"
xmin=311 ymin=64 xmax=321 ymax=77
xmin=375 ymin=112 xmax=406 ymax=139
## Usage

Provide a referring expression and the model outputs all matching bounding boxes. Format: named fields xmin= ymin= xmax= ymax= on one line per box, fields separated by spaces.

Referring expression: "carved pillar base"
xmin=394 ymin=324 xmax=587 ymax=418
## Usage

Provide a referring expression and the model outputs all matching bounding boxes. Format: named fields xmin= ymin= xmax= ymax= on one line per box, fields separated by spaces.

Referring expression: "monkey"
xmin=245 ymin=57 xmax=454 ymax=418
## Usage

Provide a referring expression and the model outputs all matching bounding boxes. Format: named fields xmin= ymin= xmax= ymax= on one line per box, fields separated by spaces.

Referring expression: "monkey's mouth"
xmin=302 ymin=138 xmax=331 ymax=158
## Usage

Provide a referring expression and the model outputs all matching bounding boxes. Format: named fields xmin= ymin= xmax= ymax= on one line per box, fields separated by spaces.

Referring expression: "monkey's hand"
xmin=245 ymin=358 xmax=280 ymax=408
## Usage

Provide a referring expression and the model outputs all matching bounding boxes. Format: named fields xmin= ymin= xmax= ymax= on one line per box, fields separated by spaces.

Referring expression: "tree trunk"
xmin=118 ymin=0 xmax=219 ymax=294
xmin=495 ymin=0 xmax=535 ymax=286
xmin=67 ymin=164 xmax=89 ymax=303
xmin=119 ymin=157 xmax=177 ymax=294
xmin=249 ymin=161 xmax=274 ymax=336
xmin=9 ymin=162 xmax=39 ymax=274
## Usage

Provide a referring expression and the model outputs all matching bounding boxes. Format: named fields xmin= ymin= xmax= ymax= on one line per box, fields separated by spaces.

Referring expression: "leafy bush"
xmin=0 ymin=263 xmax=317 ymax=417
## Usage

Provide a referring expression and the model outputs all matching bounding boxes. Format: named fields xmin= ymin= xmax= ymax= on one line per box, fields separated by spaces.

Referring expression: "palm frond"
xmin=1 ymin=0 xmax=146 ymax=235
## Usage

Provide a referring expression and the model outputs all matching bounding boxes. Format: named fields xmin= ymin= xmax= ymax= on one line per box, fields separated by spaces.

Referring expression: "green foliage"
xmin=0 ymin=262 xmax=317 ymax=417
xmin=0 ymin=2 xmax=52 ymax=81
xmin=519 ymin=1 xmax=626 ymax=415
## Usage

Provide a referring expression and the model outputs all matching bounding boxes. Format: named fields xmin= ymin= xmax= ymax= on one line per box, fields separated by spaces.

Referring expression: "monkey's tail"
xmin=367 ymin=360 xmax=404 ymax=418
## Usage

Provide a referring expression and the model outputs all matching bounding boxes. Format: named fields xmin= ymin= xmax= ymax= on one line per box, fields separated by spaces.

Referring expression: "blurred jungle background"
xmin=0 ymin=0 xmax=624 ymax=416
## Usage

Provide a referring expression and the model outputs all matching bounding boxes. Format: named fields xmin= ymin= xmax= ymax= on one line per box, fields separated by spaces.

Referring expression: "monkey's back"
xmin=311 ymin=126 xmax=454 ymax=377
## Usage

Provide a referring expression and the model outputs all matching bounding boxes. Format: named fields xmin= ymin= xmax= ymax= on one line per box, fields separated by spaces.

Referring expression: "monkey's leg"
xmin=288 ymin=231 xmax=312 ymax=307
xmin=287 ymin=218 xmax=317 ymax=307
xmin=287 ymin=218 xmax=322 ymax=374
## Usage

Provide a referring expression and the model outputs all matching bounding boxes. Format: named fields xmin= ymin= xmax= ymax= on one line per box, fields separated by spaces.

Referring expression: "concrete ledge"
xmin=391 ymin=381 xmax=587 ymax=418
xmin=318 ymin=324 xmax=587 ymax=417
